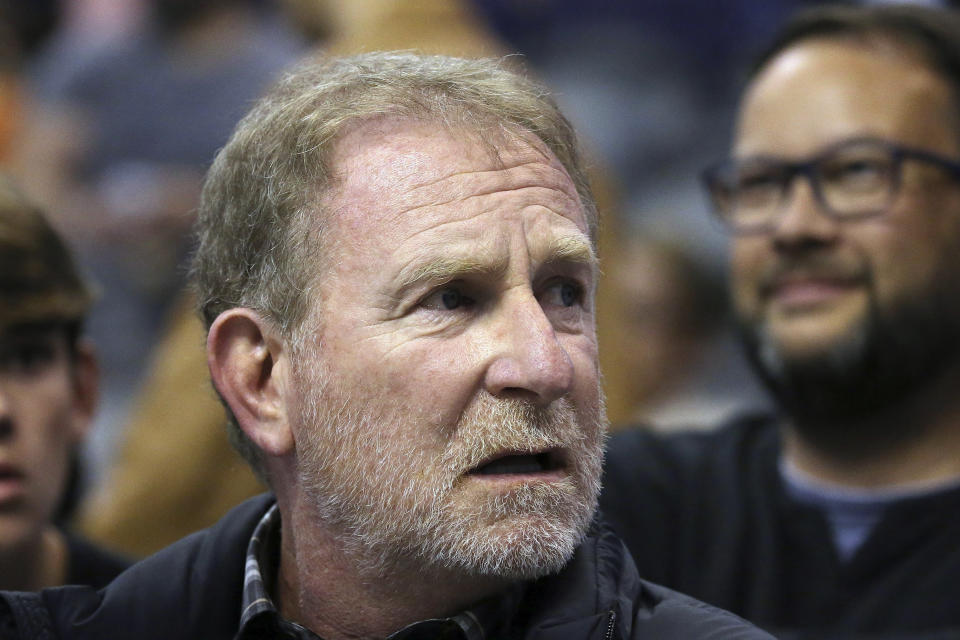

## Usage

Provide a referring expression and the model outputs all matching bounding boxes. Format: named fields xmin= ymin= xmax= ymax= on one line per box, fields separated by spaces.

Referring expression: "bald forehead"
xmin=323 ymin=116 xmax=589 ymax=240
xmin=737 ymin=37 xmax=960 ymax=157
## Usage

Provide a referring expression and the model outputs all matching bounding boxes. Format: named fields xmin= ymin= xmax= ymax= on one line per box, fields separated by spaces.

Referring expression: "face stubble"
xmin=736 ymin=247 xmax=960 ymax=456
xmin=289 ymin=344 xmax=606 ymax=582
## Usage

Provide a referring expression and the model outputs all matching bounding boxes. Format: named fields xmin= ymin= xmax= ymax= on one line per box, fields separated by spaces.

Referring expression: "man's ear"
xmin=68 ymin=338 xmax=98 ymax=442
xmin=207 ymin=309 xmax=294 ymax=458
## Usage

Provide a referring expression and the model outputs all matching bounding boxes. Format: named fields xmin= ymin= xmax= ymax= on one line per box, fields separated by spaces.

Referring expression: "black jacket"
xmin=1 ymin=494 xmax=771 ymax=639
xmin=63 ymin=532 xmax=131 ymax=589
xmin=600 ymin=414 xmax=960 ymax=639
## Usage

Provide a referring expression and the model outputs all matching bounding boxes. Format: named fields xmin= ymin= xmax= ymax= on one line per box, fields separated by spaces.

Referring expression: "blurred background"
xmin=0 ymin=0 xmax=947 ymax=553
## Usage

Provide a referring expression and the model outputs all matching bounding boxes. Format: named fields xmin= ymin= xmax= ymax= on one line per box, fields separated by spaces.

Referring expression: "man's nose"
xmin=483 ymin=293 xmax=574 ymax=405
xmin=771 ymin=176 xmax=841 ymax=250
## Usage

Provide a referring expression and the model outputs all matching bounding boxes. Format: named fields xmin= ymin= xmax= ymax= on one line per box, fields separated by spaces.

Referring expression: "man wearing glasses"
xmin=601 ymin=4 xmax=960 ymax=638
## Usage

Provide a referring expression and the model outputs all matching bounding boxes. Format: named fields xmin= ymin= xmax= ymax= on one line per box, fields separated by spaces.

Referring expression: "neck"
xmin=783 ymin=363 xmax=960 ymax=489
xmin=273 ymin=495 xmax=507 ymax=640
xmin=0 ymin=526 xmax=68 ymax=591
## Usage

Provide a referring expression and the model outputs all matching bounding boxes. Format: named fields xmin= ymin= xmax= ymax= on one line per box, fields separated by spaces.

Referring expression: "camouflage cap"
xmin=0 ymin=177 xmax=93 ymax=330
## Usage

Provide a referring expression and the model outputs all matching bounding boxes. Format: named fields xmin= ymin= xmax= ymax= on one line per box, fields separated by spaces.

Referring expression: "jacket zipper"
xmin=604 ymin=610 xmax=616 ymax=640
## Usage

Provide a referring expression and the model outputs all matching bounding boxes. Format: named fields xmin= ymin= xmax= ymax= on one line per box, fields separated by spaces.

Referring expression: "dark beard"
xmin=737 ymin=276 xmax=960 ymax=456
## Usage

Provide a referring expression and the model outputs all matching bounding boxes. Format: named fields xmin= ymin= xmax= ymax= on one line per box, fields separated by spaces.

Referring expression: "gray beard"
xmin=737 ymin=277 xmax=960 ymax=455
xmin=290 ymin=353 xmax=606 ymax=582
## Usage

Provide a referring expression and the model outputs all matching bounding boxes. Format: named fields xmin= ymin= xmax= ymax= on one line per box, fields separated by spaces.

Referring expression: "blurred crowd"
xmin=0 ymin=0 xmax=311 ymax=484
xmin=4 ymin=0 xmax=960 ymax=637
xmin=0 ymin=0 xmax=801 ymax=498
xmin=0 ymin=0 xmax=951 ymax=551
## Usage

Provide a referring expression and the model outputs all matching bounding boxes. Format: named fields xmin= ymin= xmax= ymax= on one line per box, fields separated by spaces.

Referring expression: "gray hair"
xmin=191 ymin=51 xmax=596 ymax=478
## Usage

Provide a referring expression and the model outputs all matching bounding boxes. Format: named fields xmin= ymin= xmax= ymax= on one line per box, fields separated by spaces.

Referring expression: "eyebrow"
xmin=397 ymin=255 xmax=508 ymax=291
xmin=543 ymin=234 xmax=597 ymax=272
xmin=396 ymin=234 xmax=597 ymax=292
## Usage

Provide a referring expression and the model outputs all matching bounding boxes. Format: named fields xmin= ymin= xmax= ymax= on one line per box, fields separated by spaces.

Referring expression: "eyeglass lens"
xmin=713 ymin=140 xmax=898 ymax=229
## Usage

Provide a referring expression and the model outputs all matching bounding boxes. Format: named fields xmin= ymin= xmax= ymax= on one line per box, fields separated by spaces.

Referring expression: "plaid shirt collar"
xmin=238 ymin=502 xmax=521 ymax=640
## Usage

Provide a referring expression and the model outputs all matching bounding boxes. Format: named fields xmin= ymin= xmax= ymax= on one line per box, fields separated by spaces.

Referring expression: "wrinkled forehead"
xmin=323 ymin=116 xmax=589 ymax=239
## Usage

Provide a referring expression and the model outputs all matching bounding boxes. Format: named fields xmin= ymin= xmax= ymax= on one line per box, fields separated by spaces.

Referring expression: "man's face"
xmin=730 ymin=39 xmax=960 ymax=420
xmin=287 ymin=117 xmax=605 ymax=579
xmin=0 ymin=326 xmax=89 ymax=549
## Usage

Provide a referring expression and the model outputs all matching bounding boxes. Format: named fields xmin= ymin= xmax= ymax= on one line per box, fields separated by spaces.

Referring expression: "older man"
xmin=0 ymin=178 xmax=129 ymax=592
xmin=602 ymin=5 xmax=960 ymax=638
xmin=0 ymin=53 xmax=768 ymax=639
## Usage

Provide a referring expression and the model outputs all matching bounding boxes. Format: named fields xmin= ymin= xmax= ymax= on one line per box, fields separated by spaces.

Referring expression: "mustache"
xmin=442 ymin=394 xmax=589 ymax=476
xmin=757 ymin=253 xmax=869 ymax=298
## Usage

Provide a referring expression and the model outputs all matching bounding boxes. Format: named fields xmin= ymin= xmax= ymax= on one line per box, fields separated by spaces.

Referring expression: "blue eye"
xmin=559 ymin=282 xmax=579 ymax=307
xmin=421 ymin=285 xmax=475 ymax=312
xmin=441 ymin=289 xmax=462 ymax=310
xmin=544 ymin=280 xmax=583 ymax=308
xmin=440 ymin=289 xmax=461 ymax=309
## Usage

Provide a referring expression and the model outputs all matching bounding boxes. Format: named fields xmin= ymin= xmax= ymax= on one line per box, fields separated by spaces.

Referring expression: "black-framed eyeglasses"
xmin=701 ymin=137 xmax=960 ymax=235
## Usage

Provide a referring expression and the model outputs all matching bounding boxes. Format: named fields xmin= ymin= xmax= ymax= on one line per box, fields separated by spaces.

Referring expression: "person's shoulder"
xmin=629 ymin=579 xmax=776 ymax=639
xmin=605 ymin=412 xmax=780 ymax=480
xmin=518 ymin=522 xmax=771 ymax=638
xmin=0 ymin=591 xmax=56 ymax=640
xmin=7 ymin=494 xmax=275 ymax=640
xmin=574 ymin=525 xmax=774 ymax=639
xmin=99 ymin=491 xmax=273 ymax=590
xmin=599 ymin=412 xmax=781 ymax=554
xmin=63 ymin=532 xmax=133 ymax=589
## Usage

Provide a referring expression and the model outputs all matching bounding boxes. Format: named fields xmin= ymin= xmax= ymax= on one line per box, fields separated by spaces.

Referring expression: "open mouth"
xmin=468 ymin=451 xmax=562 ymax=476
